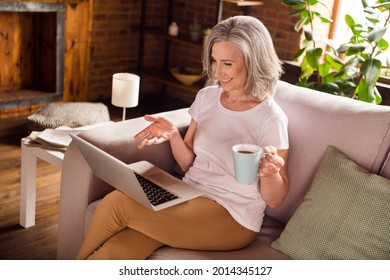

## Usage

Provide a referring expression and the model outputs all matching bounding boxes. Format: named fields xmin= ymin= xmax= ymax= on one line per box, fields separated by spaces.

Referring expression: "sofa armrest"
xmin=57 ymin=108 xmax=190 ymax=259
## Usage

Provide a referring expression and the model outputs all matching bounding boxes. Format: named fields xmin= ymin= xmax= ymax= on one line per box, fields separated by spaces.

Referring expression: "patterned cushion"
xmin=271 ymin=146 xmax=390 ymax=259
xmin=27 ymin=102 xmax=110 ymax=132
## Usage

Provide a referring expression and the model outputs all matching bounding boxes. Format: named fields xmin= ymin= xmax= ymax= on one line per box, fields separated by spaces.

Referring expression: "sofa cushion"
xmin=269 ymin=81 xmax=390 ymax=223
xmin=148 ymin=216 xmax=289 ymax=260
xmin=271 ymin=146 xmax=390 ymax=259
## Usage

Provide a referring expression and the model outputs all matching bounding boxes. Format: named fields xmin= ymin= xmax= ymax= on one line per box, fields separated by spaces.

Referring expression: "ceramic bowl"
xmin=170 ymin=67 xmax=203 ymax=85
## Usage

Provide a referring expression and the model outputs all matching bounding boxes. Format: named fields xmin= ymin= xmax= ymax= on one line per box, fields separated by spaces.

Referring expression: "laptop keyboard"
xmin=134 ymin=172 xmax=179 ymax=206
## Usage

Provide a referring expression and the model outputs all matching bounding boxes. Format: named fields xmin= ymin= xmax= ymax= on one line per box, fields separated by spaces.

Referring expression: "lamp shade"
xmin=111 ymin=73 xmax=140 ymax=108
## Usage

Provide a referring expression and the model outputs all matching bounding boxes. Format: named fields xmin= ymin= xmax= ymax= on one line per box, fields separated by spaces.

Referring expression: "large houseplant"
xmin=282 ymin=0 xmax=389 ymax=104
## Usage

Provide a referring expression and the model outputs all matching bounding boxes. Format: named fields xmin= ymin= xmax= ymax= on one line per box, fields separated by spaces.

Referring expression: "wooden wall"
xmin=0 ymin=11 xmax=57 ymax=92
xmin=0 ymin=0 xmax=92 ymax=118
xmin=64 ymin=0 xmax=92 ymax=102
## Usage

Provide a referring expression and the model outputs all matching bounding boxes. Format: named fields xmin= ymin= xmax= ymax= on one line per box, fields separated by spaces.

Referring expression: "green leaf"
xmin=318 ymin=62 xmax=331 ymax=77
xmin=325 ymin=52 xmax=344 ymax=70
xmin=361 ymin=58 xmax=382 ymax=84
xmin=374 ymin=87 xmax=382 ymax=105
xmin=296 ymin=80 xmax=308 ymax=87
xmin=337 ymin=43 xmax=350 ymax=53
xmin=366 ymin=17 xmax=381 ymax=24
xmin=373 ymin=2 xmax=390 ymax=10
xmin=356 ymin=78 xmax=377 ymax=103
xmin=292 ymin=47 xmax=306 ymax=61
xmin=355 ymin=78 xmax=369 ymax=101
xmin=367 ymin=27 xmax=387 ymax=43
xmin=300 ymin=56 xmax=315 ymax=80
xmin=288 ymin=9 xmax=306 ymax=16
xmin=306 ymin=0 xmax=320 ymax=6
xmin=282 ymin=0 xmax=306 ymax=9
xmin=377 ymin=38 xmax=389 ymax=51
xmin=364 ymin=7 xmax=377 ymax=15
xmin=304 ymin=30 xmax=313 ymax=41
xmin=333 ymin=67 xmax=349 ymax=78
xmin=319 ymin=15 xmax=333 ymax=23
xmin=350 ymin=24 xmax=364 ymax=37
xmin=339 ymin=81 xmax=356 ymax=94
xmin=345 ymin=14 xmax=355 ymax=28
xmin=324 ymin=72 xmax=337 ymax=83
xmin=294 ymin=16 xmax=309 ymax=31
xmin=282 ymin=0 xmax=306 ymax=5
xmin=315 ymin=82 xmax=339 ymax=94
xmin=346 ymin=44 xmax=367 ymax=55
xmin=306 ymin=48 xmax=323 ymax=68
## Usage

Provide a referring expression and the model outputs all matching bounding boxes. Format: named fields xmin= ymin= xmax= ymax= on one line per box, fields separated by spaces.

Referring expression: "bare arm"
xmin=259 ymin=147 xmax=289 ymax=208
xmin=134 ymin=115 xmax=197 ymax=172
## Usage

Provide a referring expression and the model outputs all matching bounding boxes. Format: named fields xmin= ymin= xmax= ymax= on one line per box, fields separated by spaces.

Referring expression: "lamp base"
xmin=122 ymin=107 xmax=126 ymax=121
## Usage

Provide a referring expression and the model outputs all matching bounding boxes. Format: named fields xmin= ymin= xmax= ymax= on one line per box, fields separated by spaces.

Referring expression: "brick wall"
xmin=87 ymin=0 xmax=326 ymax=101
xmin=88 ymin=0 xmax=141 ymax=101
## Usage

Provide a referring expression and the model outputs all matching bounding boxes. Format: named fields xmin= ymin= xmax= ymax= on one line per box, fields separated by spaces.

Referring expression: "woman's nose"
xmin=213 ymin=63 xmax=222 ymax=78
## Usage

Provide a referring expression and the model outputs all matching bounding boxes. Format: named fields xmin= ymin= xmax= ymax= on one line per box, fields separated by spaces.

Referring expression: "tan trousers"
xmin=77 ymin=190 xmax=257 ymax=260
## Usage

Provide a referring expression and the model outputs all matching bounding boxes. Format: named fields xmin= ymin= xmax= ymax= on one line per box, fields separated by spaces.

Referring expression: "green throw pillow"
xmin=271 ymin=146 xmax=390 ymax=259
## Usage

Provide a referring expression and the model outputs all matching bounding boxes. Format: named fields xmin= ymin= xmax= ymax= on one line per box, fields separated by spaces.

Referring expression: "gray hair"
xmin=202 ymin=16 xmax=283 ymax=100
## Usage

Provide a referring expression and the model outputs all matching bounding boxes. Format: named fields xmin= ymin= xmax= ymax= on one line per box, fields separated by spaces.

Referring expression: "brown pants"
xmin=77 ymin=190 xmax=257 ymax=260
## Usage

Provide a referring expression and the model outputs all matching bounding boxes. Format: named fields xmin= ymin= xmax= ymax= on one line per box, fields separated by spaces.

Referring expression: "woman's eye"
xmin=224 ymin=62 xmax=232 ymax=66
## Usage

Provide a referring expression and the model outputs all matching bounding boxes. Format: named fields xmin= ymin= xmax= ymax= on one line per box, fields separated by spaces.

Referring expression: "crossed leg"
xmin=77 ymin=190 xmax=257 ymax=260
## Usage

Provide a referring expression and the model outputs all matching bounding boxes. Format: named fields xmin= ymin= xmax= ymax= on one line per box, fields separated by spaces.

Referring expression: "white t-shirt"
xmin=183 ymin=85 xmax=289 ymax=232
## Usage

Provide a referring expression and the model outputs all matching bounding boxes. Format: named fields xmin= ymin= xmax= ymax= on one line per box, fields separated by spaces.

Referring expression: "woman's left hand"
xmin=134 ymin=115 xmax=178 ymax=149
xmin=259 ymin=146 xmax=285 ymax=177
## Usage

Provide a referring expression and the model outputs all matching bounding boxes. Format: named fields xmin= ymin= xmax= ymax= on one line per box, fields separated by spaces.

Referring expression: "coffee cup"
xmin=232 ymin=144 xmax=268 ymax=185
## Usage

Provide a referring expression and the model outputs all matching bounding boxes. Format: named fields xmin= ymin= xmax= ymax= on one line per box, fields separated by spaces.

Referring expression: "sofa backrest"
xmin=381 ymin=155 xmax=390 ymax=179
xmin=268 ymin=81 xmax=390 ymax=223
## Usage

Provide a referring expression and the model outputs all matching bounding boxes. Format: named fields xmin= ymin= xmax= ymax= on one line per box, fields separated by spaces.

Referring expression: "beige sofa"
xmin=57 ymin=81 xmax=390 ymax=260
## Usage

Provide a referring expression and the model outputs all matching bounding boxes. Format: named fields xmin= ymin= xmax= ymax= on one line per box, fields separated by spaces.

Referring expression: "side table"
xmin=20 ymin=138 xmax=65 ymax=228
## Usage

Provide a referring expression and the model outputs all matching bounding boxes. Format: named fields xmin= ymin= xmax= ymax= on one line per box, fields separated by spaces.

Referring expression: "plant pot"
xmin=190 ymin=31 xmax=201 ymax=42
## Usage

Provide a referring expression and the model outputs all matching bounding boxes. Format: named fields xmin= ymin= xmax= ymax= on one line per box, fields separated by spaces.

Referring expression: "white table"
xmin=20 ymin=139 xmax=65 ymax=228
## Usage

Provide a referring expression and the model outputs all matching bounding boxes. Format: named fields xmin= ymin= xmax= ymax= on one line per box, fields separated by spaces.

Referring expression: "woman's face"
xmin=211 ymin=41 xmax=248 ymax=94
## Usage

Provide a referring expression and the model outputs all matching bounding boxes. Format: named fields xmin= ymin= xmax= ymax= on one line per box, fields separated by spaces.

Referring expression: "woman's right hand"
xmin=134 ymin=115 xmax=180 ymax=149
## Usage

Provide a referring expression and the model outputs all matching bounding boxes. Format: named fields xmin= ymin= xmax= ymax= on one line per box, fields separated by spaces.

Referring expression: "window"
xmin=331 ymin=0 xmax=389 ymax=70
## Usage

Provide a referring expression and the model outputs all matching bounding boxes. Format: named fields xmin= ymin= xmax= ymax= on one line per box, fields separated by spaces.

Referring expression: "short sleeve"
xmin=188 ymin=87 xmax=208 ymax=122
xmin=259 ymin=112 xmax=289 ymax=150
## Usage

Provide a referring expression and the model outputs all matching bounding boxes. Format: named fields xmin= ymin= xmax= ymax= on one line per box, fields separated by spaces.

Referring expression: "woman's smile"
xmin=211 ymin=41 xmax=247 ymax=95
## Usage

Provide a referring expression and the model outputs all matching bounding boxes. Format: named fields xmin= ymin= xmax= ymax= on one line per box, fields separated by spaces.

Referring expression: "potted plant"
xmin=282 ymin=0 xmax=389 ymax=104
xmin=189 ymin=17 xmax=202 ymax=42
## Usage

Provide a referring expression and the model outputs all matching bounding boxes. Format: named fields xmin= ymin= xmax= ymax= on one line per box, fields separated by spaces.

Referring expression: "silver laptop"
xmin=70 ymin=134 xmax=203 ymax=211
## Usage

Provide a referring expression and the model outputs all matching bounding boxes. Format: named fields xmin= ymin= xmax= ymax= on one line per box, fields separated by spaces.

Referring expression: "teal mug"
xmin=232 ymin=144 xmax=268 ymax=185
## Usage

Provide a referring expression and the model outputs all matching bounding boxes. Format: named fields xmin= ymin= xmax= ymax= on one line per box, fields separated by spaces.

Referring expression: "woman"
xmin=77 ymin=15 xmax=289 ymax=260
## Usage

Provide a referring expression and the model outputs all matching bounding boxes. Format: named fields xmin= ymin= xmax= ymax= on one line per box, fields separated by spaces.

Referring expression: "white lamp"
xmin=111 ymin=73 xmax=140 ymax=121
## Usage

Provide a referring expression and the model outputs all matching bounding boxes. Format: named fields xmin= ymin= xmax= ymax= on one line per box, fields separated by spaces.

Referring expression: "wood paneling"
xmin=0 ymin=11 xmax=56 ymax=91
xmin=63 ymin=0 xmax=92 ymax=102
xmin=0 ymin=0 xmax=93 ymax=117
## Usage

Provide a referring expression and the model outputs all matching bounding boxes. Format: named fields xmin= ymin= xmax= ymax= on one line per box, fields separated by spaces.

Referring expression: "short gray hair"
xmin=202 ymin=16 xmax=283 ymax=100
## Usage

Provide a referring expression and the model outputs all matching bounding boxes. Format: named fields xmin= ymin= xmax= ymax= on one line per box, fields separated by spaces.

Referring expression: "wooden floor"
xmin=0 ymin=93 xmax=190 ymax=260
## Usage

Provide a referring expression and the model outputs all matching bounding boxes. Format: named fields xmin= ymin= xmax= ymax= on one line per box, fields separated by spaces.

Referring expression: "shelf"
xmin=145 ymin=27 xmax=204 ymax=48
xmin=217 ymin=0 xmax=264 ymax=23
xmin=141 ymin=68 xmax=205 ymax=95
xmin=138 ymin=1 xmax=265 ymax=99
xmin=223 ymin=0 xmax=264 ymax=7
xmin=138 ymin=1 xmax=207 ymax=99
xmin=0 ymin=90 xmax=62 ymax=110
